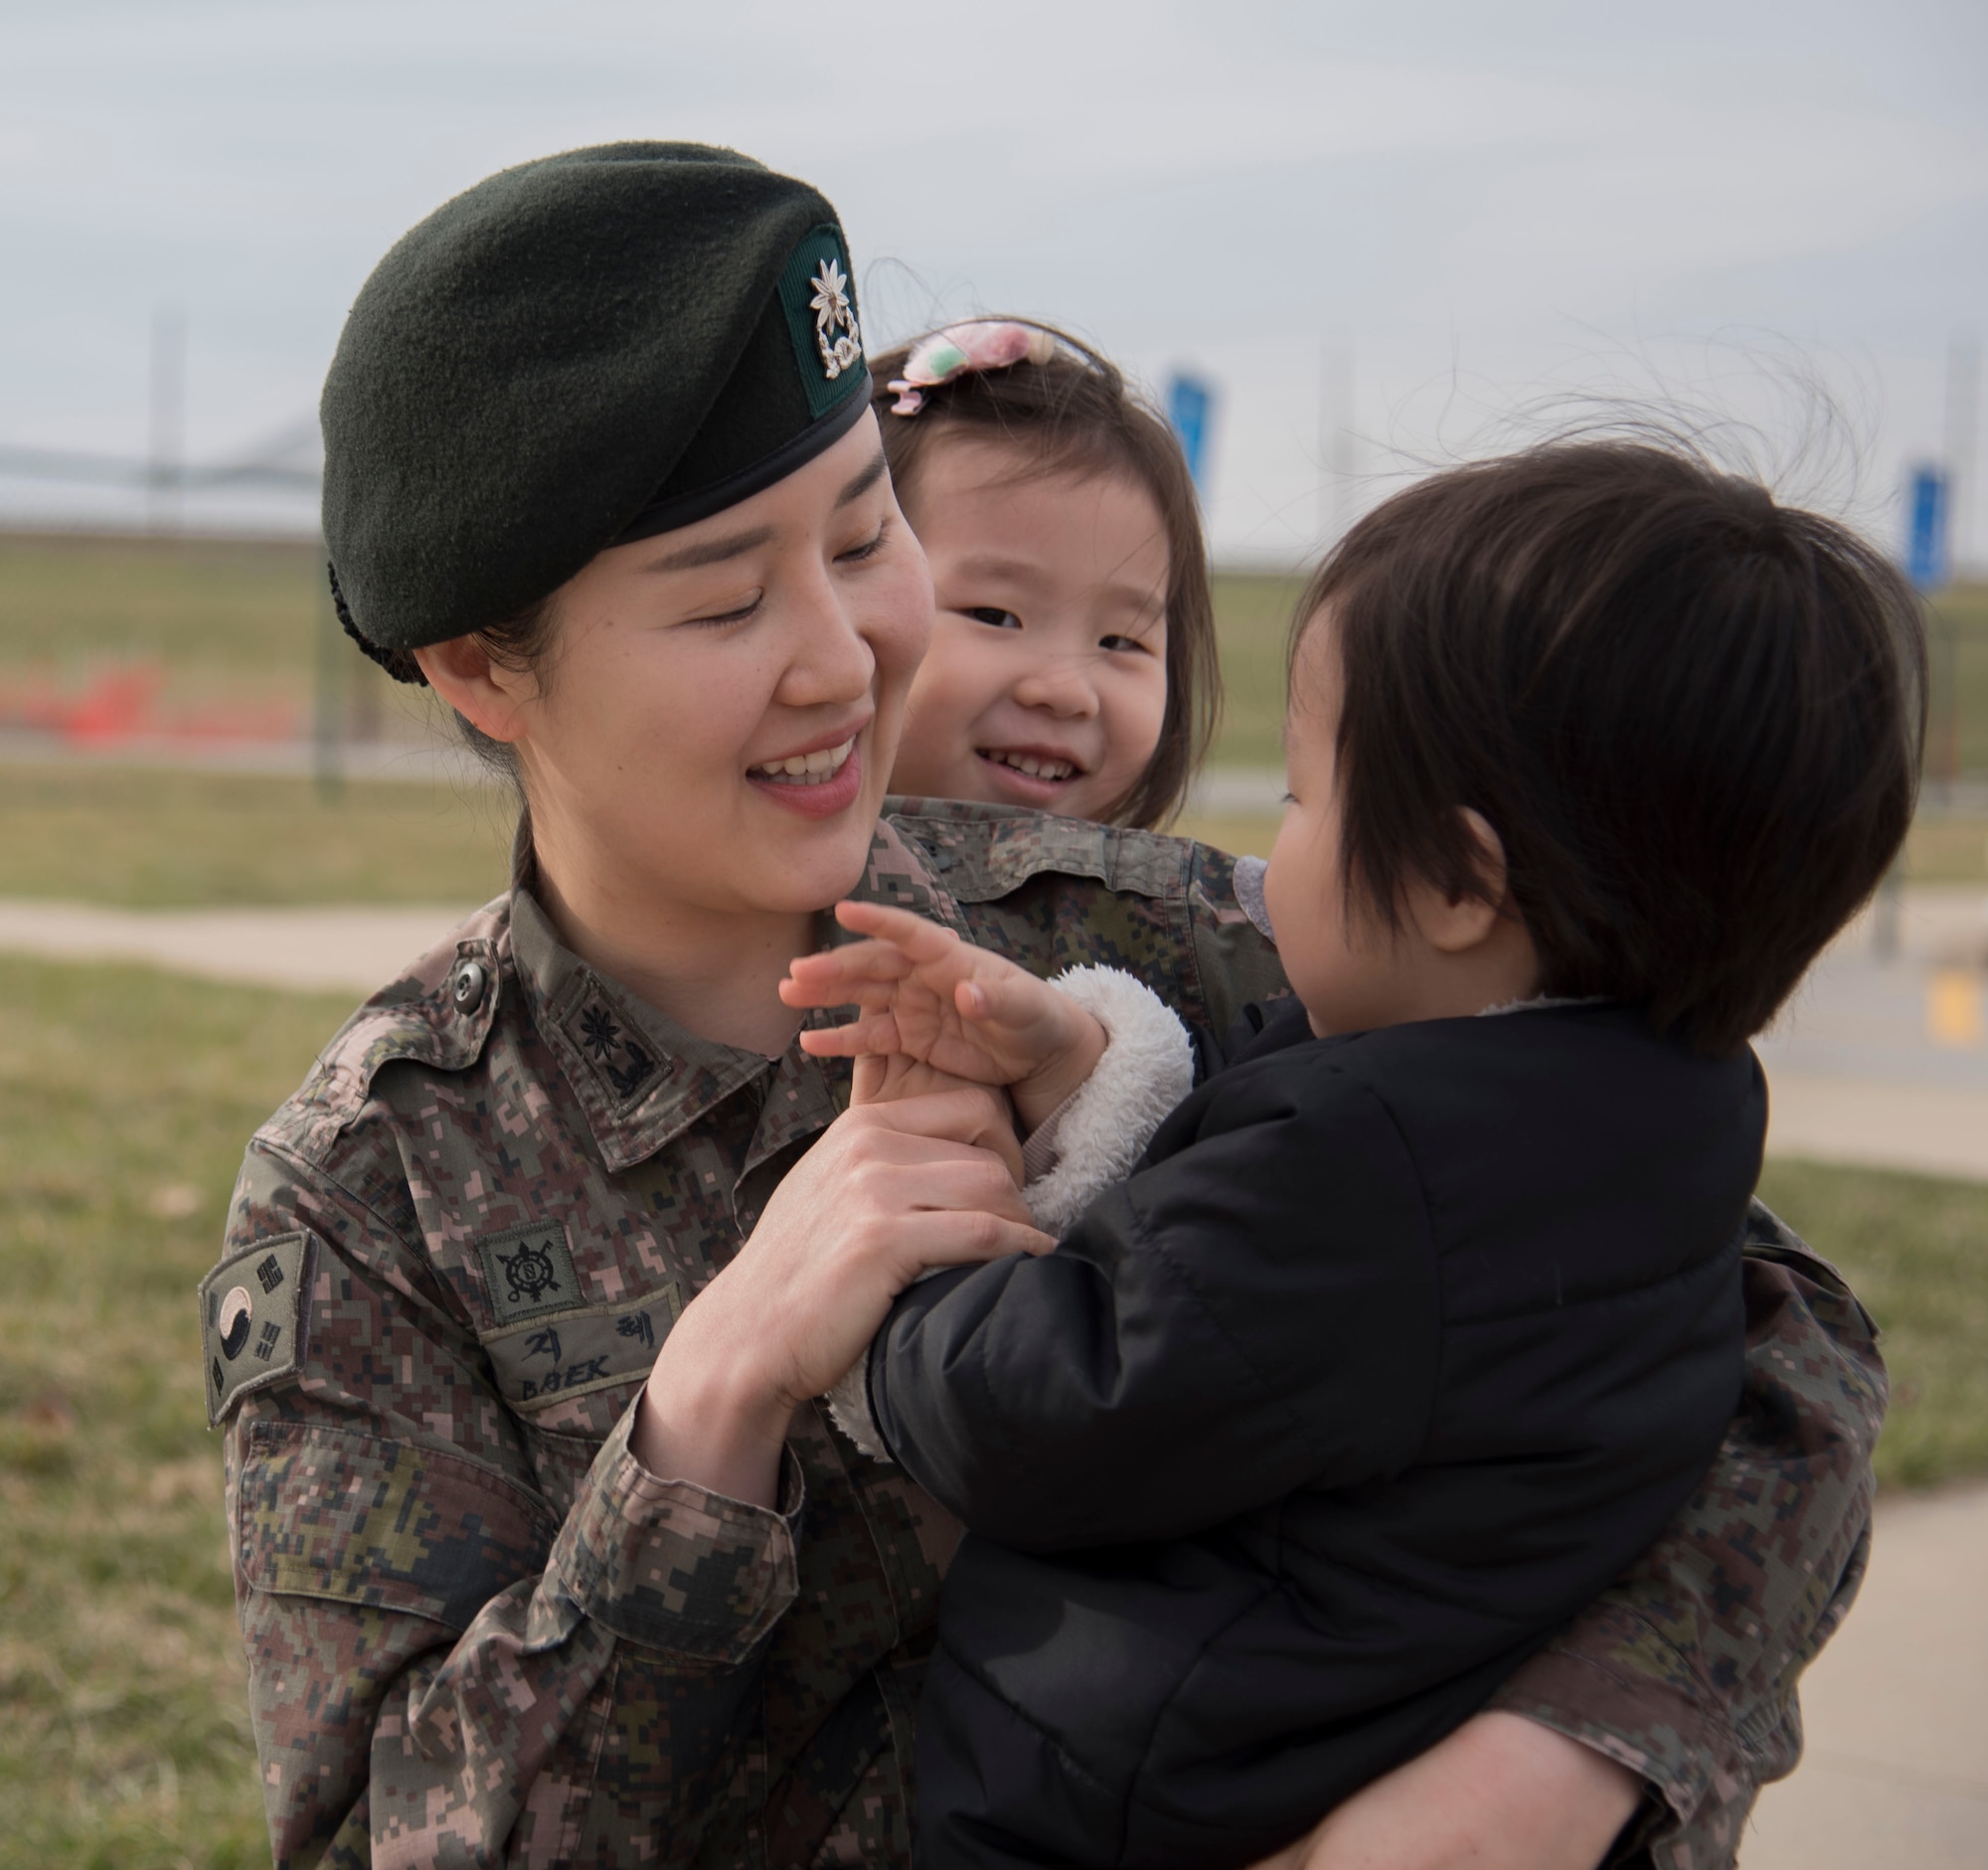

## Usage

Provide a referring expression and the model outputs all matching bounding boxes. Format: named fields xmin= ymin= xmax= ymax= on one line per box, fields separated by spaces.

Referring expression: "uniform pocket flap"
xmin=238 ymin=1419 xmax=559 ymax=1629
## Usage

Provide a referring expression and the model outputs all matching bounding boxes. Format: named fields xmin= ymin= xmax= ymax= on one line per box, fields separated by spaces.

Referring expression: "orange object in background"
xmin=61 ymin=665 xmax=163 ymax=741
xmin=0 ymin=662 xmax=301 ymax=746
xmin=1926 ymin=968 xmax=1984 ymax=1048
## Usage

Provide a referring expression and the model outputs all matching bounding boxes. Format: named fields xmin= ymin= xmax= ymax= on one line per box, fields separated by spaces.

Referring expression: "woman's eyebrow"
xmin=642 ymin=527 xmax=775 ymax=573
xmin=639 ymin=451 xmax=887 ymax=572
xmin=836 ymin=447 xmax=889 ymax=508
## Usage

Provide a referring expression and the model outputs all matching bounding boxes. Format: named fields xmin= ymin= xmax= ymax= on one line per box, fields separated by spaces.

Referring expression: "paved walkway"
xmin=1743 ymin=1479 xmax=1988 ymax=1867
xmin=0 ymin=899 xmax=473 ymax=994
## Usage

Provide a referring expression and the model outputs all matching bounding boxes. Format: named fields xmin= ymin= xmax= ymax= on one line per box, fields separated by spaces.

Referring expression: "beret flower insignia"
xmin=809 ymin=255 xmax=862 ymax=381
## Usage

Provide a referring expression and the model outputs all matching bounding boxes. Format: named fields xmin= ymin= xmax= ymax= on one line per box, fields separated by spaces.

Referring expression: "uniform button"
xmin=451 ymin=960 xmax=489 ymax=1013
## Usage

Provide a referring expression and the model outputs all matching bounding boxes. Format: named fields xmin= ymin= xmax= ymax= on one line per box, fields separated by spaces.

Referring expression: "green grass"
xmin=0 ymin=532 xmax=407 ymax=737
xmin=1207 ymin=570 xmax=1307 ymax=768
xmin=1923 ymin=582 xmax=1988 ymax=784
xmin=0 ymin=764 xmax=511 ymax=908
xmin=0 ymin=954 xmax=357 ymax=1867
xmin=0 ymin=533 xmax=318 ymax=678
xmin=0 ymin=954 xmax=1981 ymax=1862
xmin=1756 ymin=1158 xmax=1988 ymax=1492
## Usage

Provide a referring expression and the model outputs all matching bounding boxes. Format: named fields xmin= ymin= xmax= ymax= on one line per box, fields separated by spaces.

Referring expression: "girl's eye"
xmin=838 ymin=523 xmax=888 ymax=564
xmin=967 ymin=607 xmax=1022 ymax=630
xmin=1098 ymin=632 xmax=1154 ymax=654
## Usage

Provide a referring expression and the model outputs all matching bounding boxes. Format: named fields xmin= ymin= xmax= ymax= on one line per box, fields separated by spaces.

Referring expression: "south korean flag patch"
xmin=199 ymin=1231 xmax=315 ymax=1427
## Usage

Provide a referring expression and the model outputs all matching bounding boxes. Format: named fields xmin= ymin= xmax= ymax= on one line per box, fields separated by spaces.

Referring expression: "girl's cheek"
xmin=914 ymin=621 xmax=1003 ymax=717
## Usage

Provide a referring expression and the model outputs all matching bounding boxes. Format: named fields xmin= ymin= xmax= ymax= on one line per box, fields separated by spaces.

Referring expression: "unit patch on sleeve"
xmin=476 ymin=1220 xmax=583 ymax=1328
xmin=199 ymin=1231 xmax=315 ymax=1427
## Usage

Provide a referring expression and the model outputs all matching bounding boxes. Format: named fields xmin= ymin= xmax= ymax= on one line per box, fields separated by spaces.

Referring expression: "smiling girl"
xmin=875 ymin=322 xmax=1219 ymax=828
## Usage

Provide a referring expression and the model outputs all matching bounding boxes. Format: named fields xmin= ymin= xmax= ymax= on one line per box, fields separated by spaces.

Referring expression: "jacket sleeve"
xmin=869 ymin=1062 xmax=1444 ymax=1552
xmin=1482 ymin=1203 xmax=1885 ymax=1870
xmin=222 ymin=1135 xmax=803 ymax=1870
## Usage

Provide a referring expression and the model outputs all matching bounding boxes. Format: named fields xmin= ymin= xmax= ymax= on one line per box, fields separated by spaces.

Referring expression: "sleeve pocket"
xmin=237 ymin=1418 xmax=560 ymax=1630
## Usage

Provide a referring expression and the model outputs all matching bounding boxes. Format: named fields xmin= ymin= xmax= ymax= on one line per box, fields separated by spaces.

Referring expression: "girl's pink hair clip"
xmin=886 ymin=321 xmax=1059 ymax=415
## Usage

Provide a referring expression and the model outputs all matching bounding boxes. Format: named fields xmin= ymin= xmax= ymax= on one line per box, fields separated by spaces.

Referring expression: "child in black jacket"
xmin=781 ymin=441 xmax=1924 ymax=1870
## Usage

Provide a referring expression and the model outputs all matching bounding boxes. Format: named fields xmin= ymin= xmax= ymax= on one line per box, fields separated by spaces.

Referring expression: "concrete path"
xmin=1743 ymin=1479 xmax=1988 ymax=1867
xmin=0 ymin=898 xmax=473 ymax=995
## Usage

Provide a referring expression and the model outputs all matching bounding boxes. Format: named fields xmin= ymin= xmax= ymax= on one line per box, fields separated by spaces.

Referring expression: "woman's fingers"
xmin=845 ymin=1122 xmax=1031 ymax=1211
xmin=845 ymin=1087 xmax=1025 ymax=1148
xmin=894 ymin=1208 xmax=1057 ymax=1264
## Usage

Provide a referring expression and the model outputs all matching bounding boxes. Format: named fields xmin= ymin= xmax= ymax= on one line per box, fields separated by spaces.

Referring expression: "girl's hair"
xmin=870 ymin=321 xmax=1221 ymax=830
xmin=1290 ymin=439 xmax=1926 ymax=1055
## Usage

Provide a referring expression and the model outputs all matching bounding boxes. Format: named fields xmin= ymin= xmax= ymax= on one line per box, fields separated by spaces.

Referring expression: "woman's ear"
xmin=1408 ymin=808 xmax=1510 ymax=956
xmin=413 ymin=634 xmax=533 ymax=746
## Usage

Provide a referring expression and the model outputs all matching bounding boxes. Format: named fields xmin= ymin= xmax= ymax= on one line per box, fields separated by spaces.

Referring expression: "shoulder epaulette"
xmin=281 ymin=899 xmax=509 ymax=1153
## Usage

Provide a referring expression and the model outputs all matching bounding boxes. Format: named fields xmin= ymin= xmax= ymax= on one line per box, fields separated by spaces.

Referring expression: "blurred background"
xmin=1 ymin=3 xmax=1984 ymax=1865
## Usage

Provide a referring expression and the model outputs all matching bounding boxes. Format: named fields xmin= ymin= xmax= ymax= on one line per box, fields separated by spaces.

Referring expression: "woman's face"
xmin=497 ymin=412 xmax=933 ymax=922
xmin=888 ymin=435 xmax=1170 ymax=824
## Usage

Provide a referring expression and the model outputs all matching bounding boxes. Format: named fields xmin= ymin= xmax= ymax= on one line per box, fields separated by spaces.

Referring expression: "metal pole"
xmin=1874 ymin=863 xmax=1903 ymax=963
xmin=148 ymin=305 xmax=185 ymax=537
xmin=1317 ymin=341 xmax=1332 ymax=554
xmin=1942 ymin=616 xmax=1959 ymax=809
xmin=1319 ymin=336 xmax=1356 ymax=554
xmin=1946 ymin=330 xmax=1979 ymax=578
xmin=313 ymin=542 xmax=344 ymax=801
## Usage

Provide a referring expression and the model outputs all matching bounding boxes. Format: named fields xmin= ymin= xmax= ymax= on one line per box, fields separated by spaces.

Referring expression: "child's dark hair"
xmin=1293 ymin=440 xmax=1926 ymax=1055
xmin=870 ymin=322 xmax=1220 ymax=830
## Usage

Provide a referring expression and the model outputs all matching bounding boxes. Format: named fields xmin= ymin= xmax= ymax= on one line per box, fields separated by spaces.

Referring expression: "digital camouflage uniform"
xmin=204 ymin=801 xmax=1885 ymax=1870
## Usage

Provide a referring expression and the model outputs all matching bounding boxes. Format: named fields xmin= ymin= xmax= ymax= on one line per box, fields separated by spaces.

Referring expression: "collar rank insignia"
xmin=808 ymin=255 xmax=861 ymax=382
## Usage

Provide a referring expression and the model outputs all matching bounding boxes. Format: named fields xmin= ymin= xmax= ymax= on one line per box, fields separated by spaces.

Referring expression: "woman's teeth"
xmin=750 ymin=737 xmax=855 ymax=784
xmin=983 ymin=751 xmax=1077 ymax=781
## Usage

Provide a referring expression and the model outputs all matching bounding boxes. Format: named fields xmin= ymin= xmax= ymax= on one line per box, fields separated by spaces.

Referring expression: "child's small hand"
xmin=782 ymin=901 xmax=1107 ymax=1133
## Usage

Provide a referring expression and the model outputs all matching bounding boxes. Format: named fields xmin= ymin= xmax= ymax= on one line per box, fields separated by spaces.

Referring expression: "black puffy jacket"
xmin=869 ymin=999 xmax=1763 ymax=1870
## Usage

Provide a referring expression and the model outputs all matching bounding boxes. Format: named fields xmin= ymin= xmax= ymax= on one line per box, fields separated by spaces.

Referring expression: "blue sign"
xmin=1907 ymin=464 xmax=1949 ymax=593
xmin=1166 ymin=372 xmax=1216 ymax=497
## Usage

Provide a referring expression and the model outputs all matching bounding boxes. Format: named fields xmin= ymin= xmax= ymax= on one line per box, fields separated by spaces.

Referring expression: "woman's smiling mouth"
xmin=748 ymin=736 xmax=857 ymax=784
xmin=746 ymin=732 xmax=867 ymax=819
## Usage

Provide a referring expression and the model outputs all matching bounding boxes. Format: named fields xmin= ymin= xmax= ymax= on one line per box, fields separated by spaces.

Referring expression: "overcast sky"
xmin=2 ymin=0 xmax=1985 ymax=562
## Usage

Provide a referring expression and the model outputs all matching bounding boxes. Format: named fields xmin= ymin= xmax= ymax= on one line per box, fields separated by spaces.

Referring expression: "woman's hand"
xmin=1247 ymin=1712 xmax=1645 ymax=1870
xmin=850 ymin=1054 xmax=1026 ymax=1185
xmin=782 ymin=901 xmax=1106 ymax=1131
xmin=633 ymin=1089 xmax=1055 ymax=1504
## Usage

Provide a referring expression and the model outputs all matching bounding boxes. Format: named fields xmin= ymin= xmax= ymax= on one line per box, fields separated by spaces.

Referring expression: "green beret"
xmin=321 ymin=141 xmax=870 ymax=680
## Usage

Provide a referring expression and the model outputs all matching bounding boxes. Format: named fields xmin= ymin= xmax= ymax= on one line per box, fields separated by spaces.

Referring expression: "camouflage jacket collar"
xmin=500 ymin=811 xmax=1015 ymax=1174
xmin=509 ymin=886 xmax=848 ymax=1175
